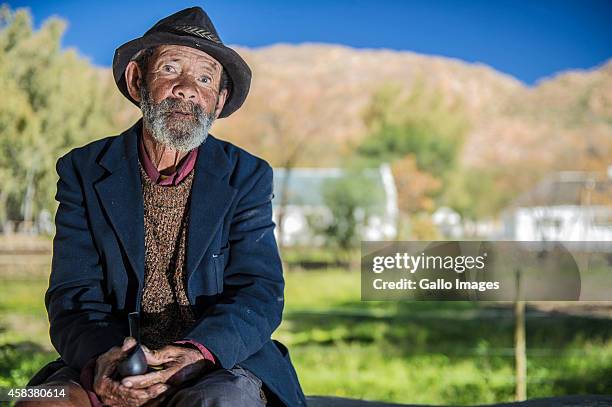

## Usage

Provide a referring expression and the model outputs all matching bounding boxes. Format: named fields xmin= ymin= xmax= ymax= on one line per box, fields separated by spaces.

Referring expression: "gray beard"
xmin=140 ymin=86 xmax=216 ymax=152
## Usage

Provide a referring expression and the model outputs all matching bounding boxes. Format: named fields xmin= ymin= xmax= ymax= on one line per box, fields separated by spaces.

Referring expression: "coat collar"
xmin=98 ymin=118 xmax=232 ymax=178
xmin=94 ymin=119 xmax=237 ymax=294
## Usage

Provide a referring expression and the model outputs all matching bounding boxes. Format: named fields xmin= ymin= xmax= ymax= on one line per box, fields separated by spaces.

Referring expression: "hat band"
xmin=162 ymin=25 xmax=223 ymax=45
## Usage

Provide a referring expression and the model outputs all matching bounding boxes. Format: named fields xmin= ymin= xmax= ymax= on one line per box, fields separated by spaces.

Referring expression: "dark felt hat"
xmin=112 ymin=7 xmax=251 ymax=118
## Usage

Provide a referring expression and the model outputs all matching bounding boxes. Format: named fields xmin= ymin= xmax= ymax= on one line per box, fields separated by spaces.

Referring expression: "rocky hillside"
xmin=211 ymin=44 xmax=611 ymax=175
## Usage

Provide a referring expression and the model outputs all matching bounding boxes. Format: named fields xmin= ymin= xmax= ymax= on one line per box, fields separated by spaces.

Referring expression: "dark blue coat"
xmin=30 ymin=119 xmax=306 ymax=407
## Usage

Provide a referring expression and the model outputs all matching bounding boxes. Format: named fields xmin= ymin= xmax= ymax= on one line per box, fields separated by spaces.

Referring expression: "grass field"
xmin=1 ymin=260 xmax=611 ymax=405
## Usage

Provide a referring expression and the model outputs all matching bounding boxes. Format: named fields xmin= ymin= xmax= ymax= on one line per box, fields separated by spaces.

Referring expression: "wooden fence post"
xmin=514 ymin=268 xmax=527 ymax=401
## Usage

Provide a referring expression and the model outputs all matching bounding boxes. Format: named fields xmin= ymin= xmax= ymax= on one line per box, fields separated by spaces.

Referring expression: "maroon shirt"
xmin=137 ymin=133 xmax=199 ymax=186
xmin=80 ymin=135 xmax=215 ymax=406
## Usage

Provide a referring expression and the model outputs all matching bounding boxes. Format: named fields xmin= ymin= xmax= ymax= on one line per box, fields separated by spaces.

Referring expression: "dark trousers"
xmin=165 ymin=366 xmax=267 ymax=406
xmin=42 ymin=364 xmax=267 ymax=406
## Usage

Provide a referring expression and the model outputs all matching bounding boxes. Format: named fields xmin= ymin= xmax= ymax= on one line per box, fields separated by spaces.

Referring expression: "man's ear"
xmin=214 ymin=88 xmax=229 ymax=119
xmin=125 ymin=61 xmax=143 ymax=103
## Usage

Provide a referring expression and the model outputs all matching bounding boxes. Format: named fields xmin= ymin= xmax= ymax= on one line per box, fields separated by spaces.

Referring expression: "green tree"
xmin=358 ymin=82 xmax=468 ymax=179
xmin=308 ymin=172 xmax=378 ymax=251
xmin=0 ymin=6 xmax=134 ymax=233
xmin=357 ymin=81 xmax=470 ymax=237
xmin=444 ymin=167 xmax=517 ymax=220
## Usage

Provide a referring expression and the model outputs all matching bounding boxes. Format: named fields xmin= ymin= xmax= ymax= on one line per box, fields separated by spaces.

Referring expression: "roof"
xmin=510 ymin=171 xmax=612 ymax=208
xmin=271 ymin=167 xmax=389 ymax=212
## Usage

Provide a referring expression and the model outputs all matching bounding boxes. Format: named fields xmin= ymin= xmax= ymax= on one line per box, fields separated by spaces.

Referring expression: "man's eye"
xmin=162 ymin=65 xmax=177 ymax=73
xmin=199 ymin=76 xmax=211 ymax=84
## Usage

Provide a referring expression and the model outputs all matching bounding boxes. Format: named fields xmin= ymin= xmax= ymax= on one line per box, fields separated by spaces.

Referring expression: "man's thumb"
xmin=122 ymin=336 xmax=137 ymax=352
xmin=142 ymin=346 xmax=166 ymax=366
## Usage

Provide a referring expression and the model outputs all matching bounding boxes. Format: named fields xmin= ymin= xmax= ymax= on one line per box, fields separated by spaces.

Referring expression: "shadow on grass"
xmin=285 ymin=301 xmax=611 ymax=351
xmin=283 ymin=301 xmax=612 ymax=396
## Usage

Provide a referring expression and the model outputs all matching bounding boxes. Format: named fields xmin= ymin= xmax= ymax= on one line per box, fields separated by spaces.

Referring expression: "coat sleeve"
xmin=182 ymin=161 xmax=285 ymax=369
xmin=45 ymin=153 xmax=125 ymax=371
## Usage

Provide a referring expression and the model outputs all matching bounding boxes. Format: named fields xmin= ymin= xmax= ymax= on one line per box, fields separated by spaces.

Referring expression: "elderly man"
xmin=20 ymin=7 xmax=306 ymax=407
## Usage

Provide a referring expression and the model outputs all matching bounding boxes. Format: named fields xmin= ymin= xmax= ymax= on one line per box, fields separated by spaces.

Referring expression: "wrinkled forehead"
xmin=153 ymin=44 xmax=222 ymax=71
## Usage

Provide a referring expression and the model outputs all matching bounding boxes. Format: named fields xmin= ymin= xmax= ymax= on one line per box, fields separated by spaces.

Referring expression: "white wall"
xmin=507 ymin=205 xmax=612 ymax=241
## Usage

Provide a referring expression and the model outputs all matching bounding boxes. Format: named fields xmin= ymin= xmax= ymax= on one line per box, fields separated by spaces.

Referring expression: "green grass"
xmin=0 ymin=279 xmax=48 ymax=316
xmin=1 ymin=266 xmax=611 ymax=405
xmin=279 ymin=270 xmax=612 ymax=403
xmin=0 ymin=277 xmax=57 ymax=394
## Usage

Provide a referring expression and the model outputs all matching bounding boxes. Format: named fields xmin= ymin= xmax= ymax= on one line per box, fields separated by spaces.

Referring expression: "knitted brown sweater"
xmin=138 ymin=163 xmax=197 ymax=349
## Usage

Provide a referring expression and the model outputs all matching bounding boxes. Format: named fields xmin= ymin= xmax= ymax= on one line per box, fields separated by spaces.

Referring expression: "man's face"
xmin=137 ymin=45 xmax=227 ymax=152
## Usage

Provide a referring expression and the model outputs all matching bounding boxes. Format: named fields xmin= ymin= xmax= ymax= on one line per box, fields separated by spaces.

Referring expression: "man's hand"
xmin=93 ymin=337 xmax=169 ymax=407
xmin=121 ymin=344 xmax=212 ymax=390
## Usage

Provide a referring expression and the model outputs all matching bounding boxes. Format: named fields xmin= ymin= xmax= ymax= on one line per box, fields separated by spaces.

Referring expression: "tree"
xmin=0 ymin=6 xmax=135 ymax=233
xmin=391 ymin=154 xmax=441 ymax=214
xmin=308 ymin=172 xmax=378 ymax=252
xmin=357 ymin=81 xmax=469 ymax=237
xmin=217 ymin=76 xmax=337 ymax=247
xmin=444 ymin=166 xmax=517 ymax=220
xmin=358 ymin=81 xmax=468 ymax=178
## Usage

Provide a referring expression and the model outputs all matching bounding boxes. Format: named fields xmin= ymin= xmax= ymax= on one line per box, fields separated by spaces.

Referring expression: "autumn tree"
xmin=217 ymin=73 xmax=337 ymax=247
xmin=357 ymin=81 xmax=469 ymax=237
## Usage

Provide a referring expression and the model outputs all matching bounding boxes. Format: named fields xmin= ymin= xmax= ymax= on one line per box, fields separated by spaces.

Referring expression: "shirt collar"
xmin=137 ymin=133 xmax=198 ymax=186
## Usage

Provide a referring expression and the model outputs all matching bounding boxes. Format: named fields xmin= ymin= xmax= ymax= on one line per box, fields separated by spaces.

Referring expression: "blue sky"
xmin=8 ymin=0 xmax=612 ymax=85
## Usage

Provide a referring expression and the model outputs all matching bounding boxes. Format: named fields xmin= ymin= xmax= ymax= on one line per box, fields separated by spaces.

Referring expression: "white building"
xmin=501 ymin=170 xmax=612 ymax=246
xmin=271 ymin=165 xmax=398 ymax=246
xmin=432 ymin=206 xmax=462 ymax=238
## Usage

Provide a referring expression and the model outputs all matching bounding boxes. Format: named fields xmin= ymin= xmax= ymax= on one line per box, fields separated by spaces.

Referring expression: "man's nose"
xmin=172 ymin=77 xmax=197 ymax=100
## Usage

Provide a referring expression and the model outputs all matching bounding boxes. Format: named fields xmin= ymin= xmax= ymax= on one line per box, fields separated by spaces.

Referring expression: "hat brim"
xmin=113 ymin=31 xmax=251 ymax=118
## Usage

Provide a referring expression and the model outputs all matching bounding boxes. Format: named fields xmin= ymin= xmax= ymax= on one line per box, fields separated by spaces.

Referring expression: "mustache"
xmin=157 ymin=97 xmax=205 ymax=118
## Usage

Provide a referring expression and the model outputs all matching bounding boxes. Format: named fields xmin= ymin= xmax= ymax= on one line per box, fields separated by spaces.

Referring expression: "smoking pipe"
xmin=116 ymin=312 xmax=148 ymax=378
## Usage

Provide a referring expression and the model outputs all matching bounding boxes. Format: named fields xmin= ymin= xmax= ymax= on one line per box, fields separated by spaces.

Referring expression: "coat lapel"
xmin=94 ymin=120 xmax=145 ymax=285
xmin=186 ymin=134 xmax=237 ymax=283
xmin=93 ymin=120 xmax=237 ymax=291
